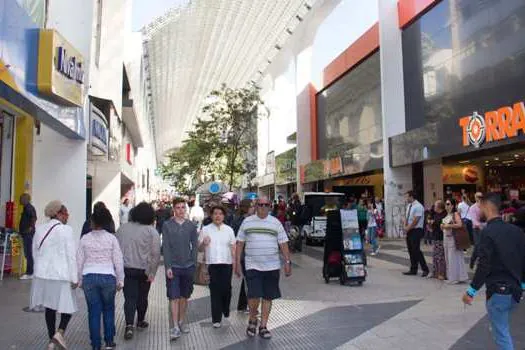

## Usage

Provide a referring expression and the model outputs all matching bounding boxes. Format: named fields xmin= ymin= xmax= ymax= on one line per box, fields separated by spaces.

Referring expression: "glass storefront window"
xmin=316 ymin=52 xmax=383 ymax=175
xmin=403 ymin=0 xmax=525 ymax=131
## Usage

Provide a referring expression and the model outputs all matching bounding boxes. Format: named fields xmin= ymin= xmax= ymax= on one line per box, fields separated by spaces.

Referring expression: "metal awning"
xmin=142 ymin=0 xmax=317 ymax=157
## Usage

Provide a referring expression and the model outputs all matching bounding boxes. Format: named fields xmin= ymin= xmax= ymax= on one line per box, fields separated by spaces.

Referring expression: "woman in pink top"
xmin=77 ymin=208 xmax=124 ymax=350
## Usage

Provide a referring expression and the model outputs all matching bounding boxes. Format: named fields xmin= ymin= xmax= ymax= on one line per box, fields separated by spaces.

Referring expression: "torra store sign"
xmin=459 ymin=101 xmax=525 ymax=148
xmin=37 ymin=30 xmax=85 ymax=106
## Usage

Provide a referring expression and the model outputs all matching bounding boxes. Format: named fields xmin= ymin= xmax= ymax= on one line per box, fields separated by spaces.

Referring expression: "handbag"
xmin=38 ymin=223 xmax=60 ymax=249
xmin=194 ymin=251 xmax=209 ymax=285
xmin=452 ymin=215 xmax=471 ymax=250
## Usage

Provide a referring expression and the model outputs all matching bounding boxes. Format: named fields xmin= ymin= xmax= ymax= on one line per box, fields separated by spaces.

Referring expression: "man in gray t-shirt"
xmin=162 ymin=198 xmax=198 ymax=340
xmin=403 ymin=191 xmax=429 ymax=277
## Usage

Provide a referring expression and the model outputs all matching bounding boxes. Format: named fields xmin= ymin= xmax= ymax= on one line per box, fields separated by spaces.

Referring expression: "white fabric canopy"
xmin=142 ymin=0 xmax=316 ymax=157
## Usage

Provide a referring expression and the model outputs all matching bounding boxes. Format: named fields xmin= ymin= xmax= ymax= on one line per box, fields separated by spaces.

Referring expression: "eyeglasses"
xmin=258 ymin=203 xmax=271 ymax=207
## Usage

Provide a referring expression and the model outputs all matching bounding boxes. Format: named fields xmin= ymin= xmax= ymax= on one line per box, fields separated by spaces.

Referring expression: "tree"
xmin=203 ymin=84 xmax=260 ymax=189
xmin=159 ymin=84 xmax=261 ymax=193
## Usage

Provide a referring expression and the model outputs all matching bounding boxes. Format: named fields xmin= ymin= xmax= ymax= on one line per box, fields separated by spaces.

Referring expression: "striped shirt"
xmin=237 ymin=214 xmax=288 ymax=271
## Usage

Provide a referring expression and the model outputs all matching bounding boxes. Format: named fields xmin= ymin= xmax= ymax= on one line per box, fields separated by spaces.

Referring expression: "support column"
xmin=379 ymin=0 xmax=412 ymax=238
xmin=423 ymin=159 xmax=443 ymax=208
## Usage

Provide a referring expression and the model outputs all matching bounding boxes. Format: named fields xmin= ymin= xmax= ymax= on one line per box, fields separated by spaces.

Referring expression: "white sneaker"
xmin=52 ymin=332 xmax=67 ymax=349
xmin=19 ymin=274 xmax=33 ymax=280
xmin=213 ymin=322 xmax=221 ymax=328
xmin=178 ymin=322 xmax=190 ymax=334
xmin=169 ymin=327 xmax=181 ymax=340
xmin=370 ymin=252 xmax=377 ymax=256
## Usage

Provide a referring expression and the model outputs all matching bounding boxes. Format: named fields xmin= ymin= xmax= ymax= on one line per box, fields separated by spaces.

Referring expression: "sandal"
xmin=259 ymin=327 xmax=272 ymax=339
xmin=246 ymin=319 xmax=257 ymax=337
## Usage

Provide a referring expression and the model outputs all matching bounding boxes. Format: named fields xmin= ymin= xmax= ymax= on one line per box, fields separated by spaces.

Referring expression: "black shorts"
xmin=245 ymin=269 xmax=281 ymax=300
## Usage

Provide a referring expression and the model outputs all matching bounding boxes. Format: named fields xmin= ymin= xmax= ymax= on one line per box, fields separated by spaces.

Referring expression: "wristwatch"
xmin=285 ymin=260 xmax=292 ymax=265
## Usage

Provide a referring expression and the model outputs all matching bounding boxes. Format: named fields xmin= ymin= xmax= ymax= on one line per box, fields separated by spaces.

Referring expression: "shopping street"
xmin=1 ymin=240 xmax=523 ymax=350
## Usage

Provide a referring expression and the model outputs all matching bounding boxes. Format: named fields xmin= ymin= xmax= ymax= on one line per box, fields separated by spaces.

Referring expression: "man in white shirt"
xmin=403 ymin=191 xmax=429 ymax=277
xmin=235 ymin=197 xmax=291 ymax=339
xmin=458 ymin=195 xmax=471 ymax=219
xmin=120 ymin=198 xmax=132 ymax=225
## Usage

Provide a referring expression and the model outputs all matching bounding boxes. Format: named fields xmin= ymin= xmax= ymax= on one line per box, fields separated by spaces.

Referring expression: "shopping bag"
xmin=194 ymin=252 xmax=209 ymax=285
xmin=452 ymin=225 xmax=471 ymax=250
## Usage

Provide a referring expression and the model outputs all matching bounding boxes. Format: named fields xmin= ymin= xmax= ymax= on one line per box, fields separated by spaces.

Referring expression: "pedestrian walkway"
xmin=0 ymin=240 xmax=522 ymax=349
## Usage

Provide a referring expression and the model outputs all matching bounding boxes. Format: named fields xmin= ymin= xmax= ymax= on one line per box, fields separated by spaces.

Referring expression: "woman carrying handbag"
xmin=441 ymin=198 xmax=469 ymax=284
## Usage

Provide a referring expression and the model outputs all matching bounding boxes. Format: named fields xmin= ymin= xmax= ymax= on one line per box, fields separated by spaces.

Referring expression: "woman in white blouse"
xmin=199 ymin=205 xmax=236 ymax=328
xmin=77 ymin=208 xmax=124 ymax=350
xmin=30 ymin=200 xmax=78 ymax=350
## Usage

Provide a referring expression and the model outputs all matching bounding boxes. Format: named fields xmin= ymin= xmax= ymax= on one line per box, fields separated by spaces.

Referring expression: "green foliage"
xmin=160 ymin=84 xmax=261 ymax=193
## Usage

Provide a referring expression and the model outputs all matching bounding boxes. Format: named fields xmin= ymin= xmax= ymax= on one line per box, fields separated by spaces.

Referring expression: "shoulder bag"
xmin=38 ymin=223 xmax=61 ymax=250
xmin=452 ymin=214 xmax=471 ymax=250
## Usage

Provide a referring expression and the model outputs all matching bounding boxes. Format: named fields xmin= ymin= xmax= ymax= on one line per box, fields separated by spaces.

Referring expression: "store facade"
xmin=1 ymin=0 xmax=93 ymax=233
xmin=300 ymin=24 xmax=385 ymax=200
xmin=390 ymin=0 xmax=525 ymax=205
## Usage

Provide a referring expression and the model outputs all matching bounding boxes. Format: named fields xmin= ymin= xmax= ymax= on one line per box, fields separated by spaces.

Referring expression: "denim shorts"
xmin=166 ymin=266 xmax=195 ymax=300
xmin=245 ymin=269 xmax=281 ymax=300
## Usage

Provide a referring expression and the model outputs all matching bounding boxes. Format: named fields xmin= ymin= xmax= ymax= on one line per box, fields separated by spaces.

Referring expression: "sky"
xmin=311 ymin=0 xmax=378 ymax=87
xmin=132 ymin=0 xmax=188 ymax=30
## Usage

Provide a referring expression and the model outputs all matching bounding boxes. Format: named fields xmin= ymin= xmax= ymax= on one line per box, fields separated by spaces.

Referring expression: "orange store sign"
xmin=459 ymin=101 xmax=525 ymax=148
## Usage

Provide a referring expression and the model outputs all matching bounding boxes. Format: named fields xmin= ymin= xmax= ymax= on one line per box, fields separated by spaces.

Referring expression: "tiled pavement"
xmin=0 ymin=239 xmax=523 ymax=349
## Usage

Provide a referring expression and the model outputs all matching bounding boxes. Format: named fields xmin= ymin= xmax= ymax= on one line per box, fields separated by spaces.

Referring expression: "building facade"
xmin=0 ymin=0 xmax=159 ymax=238
xmin=1 ymin=0 xmax=93 ymax=235
xmin=257 ymin=0 xmax=524 ymax=237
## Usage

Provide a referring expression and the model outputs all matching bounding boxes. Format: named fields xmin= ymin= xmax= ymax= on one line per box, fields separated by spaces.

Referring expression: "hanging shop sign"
xmin=266 ymin=151 xmax=275 ymax=174
xmin=89 ymin=104 xmax=109 ymax=156
xmin=459 ymin=101 xmax=525 ymax=148
xmin=37 ymin=29 xmax=85 ymax=106
xmin=275 ymin=148 xmax=296 ymax=186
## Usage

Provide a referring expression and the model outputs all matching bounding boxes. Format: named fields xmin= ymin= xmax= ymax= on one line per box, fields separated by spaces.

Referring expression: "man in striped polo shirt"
xmin=235 ymin=196 xmax=292 ymax=339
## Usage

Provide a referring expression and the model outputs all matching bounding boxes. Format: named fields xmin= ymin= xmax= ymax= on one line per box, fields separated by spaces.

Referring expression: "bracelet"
xmin=466 ymin=286 xmax=478 ymax=298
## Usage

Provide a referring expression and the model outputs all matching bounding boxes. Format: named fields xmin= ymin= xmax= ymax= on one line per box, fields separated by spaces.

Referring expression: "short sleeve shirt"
xmin=199 ymin=224 xmax=235 ymax=265
xmin=406 ymin=200 xmax=424 ymax=229
xmin=237 ymin=214 xmax=289 ymax=271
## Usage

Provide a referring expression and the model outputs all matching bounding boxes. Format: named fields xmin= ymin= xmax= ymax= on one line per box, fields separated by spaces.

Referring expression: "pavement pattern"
xmin=0 ymin=240 xmax=523 ymax=349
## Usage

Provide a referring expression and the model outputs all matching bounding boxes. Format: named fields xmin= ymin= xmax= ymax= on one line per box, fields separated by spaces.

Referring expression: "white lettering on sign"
xmin=56 ymin=47 xmax=84 ymax=84
xmin=92 ymin=119 xmax=108 ymax=145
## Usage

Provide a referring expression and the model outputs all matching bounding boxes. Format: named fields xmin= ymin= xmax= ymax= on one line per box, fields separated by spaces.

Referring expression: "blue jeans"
xmin=82 ymin=274 xmax=117 ymax=348
xmin=367 ymin=227 xmax=378 ymax=253
xmin=486 ymin=293 xmax=518 ymax=350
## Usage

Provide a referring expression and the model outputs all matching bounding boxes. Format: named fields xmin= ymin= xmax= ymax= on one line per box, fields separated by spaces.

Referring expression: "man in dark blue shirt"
xmin=462 ymin=192 xmax=525 ymax=350
xmin=19 ymin=193 xmax=37 ymax=280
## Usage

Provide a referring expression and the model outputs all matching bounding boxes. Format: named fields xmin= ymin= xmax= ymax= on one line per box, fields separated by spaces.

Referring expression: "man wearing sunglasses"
xmin=235 ymin=197 xmax=291 ymax=340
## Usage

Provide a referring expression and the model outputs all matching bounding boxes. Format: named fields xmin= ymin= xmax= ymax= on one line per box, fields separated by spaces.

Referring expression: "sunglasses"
xmin=445 ymin=203 xmax=452 ymax=206
xmin=258 ymin=203 xmax=271 ymax=207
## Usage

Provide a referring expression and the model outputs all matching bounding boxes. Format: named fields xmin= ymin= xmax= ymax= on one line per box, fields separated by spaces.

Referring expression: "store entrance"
xmin=443 ymin=145 xmax=525 ymax=201
xmin=0 ymin=111 xmax=14 ymax=227
xmin=333 ymin=186 xmax=374 ymax=199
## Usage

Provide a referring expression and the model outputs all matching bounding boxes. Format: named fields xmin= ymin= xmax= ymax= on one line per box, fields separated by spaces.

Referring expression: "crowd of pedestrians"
xmin=403 ymin=190 xmax=525 ymax=349
xmin=20 ymin=194 xmax=290 ymax=349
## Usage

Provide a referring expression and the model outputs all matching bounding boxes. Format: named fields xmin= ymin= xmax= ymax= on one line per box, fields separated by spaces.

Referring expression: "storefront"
xmin=390 ymin=0 xmax=525 ymax=203
xmin=1 ymin=1 xmax=89 ymax=233
xmin=301 ymin=47 xmax=384 ymax=197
